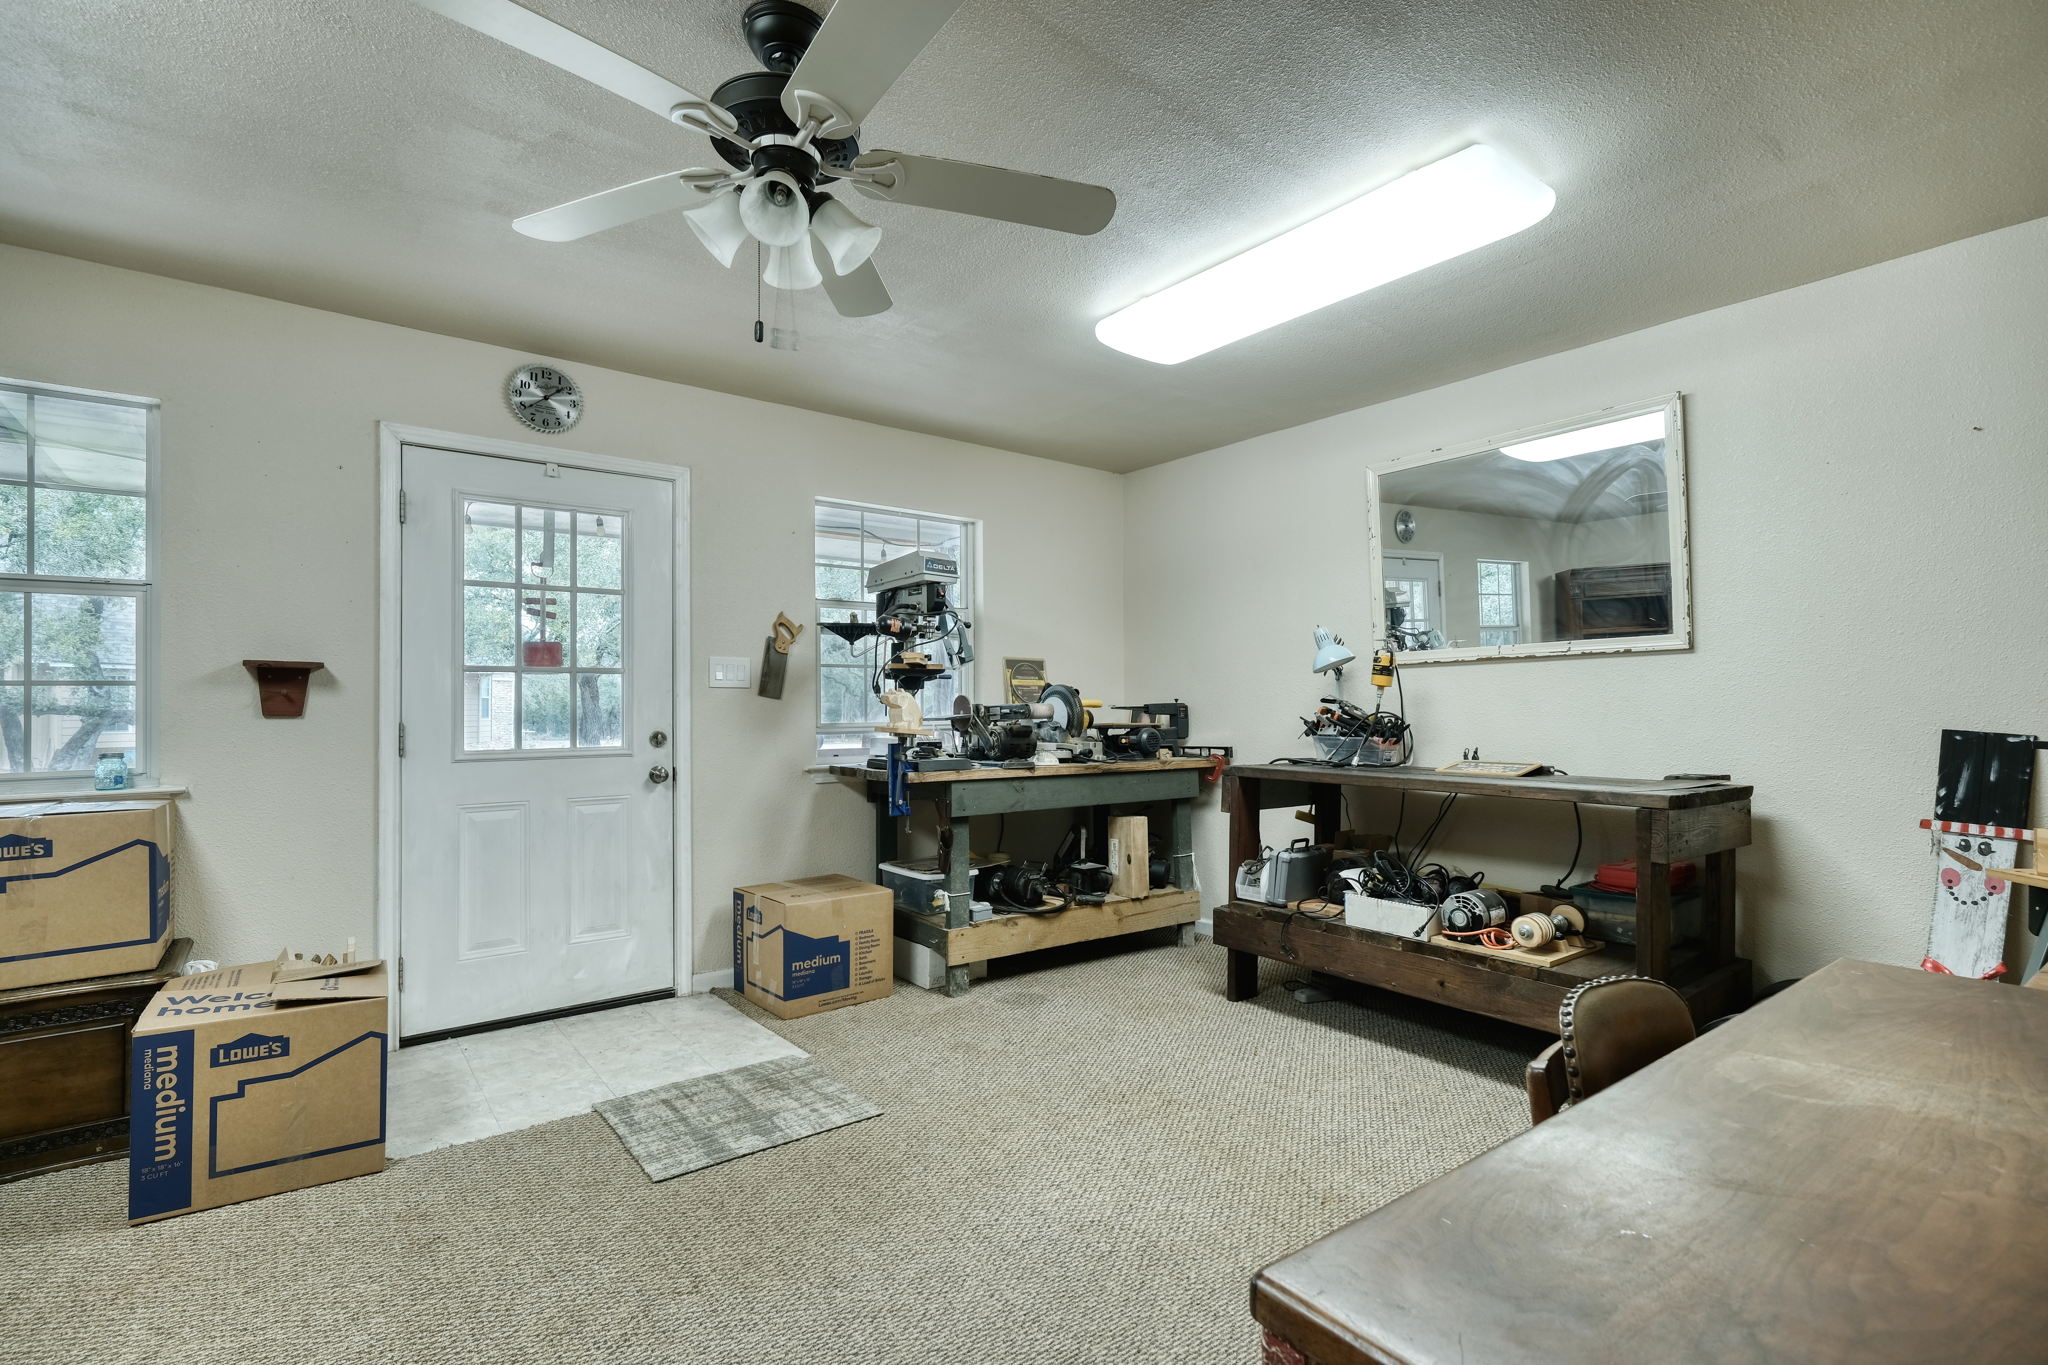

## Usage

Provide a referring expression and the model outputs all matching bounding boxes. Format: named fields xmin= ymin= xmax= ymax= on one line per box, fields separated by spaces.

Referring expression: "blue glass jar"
xmin=94 ymin=752 xmax=130 ymax=791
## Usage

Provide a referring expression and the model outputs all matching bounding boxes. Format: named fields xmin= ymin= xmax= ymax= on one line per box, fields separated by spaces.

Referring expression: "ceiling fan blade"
xmin=849 ymin=152 xmax=1115 ymax=235
xmin=781 ymin=0 xmax=966 ymax=138
xmin=413 ymin=0 xmax=736 ymax=133
xmin=514 ymin=168 xmax=732 ymax=241
xmin=812 ymin=243 xmax=893 ymax=317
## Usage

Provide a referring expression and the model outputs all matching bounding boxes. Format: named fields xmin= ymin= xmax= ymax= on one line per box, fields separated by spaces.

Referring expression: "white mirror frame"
xmin=1365 ymin=392 xmax=1691 ymax=665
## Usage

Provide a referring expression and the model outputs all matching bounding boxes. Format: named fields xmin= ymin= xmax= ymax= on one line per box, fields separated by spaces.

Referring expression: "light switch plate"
xmin=708 ymin=656 xmax=751 ymax=689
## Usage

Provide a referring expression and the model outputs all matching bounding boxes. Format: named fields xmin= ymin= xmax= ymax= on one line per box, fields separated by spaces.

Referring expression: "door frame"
xmin=375 ymin=422 xmax=692 ymax=1046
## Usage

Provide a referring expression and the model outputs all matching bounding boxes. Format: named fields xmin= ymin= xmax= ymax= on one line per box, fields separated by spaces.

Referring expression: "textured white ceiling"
xmin=4 ymin=0 xmax=2045 ymax=472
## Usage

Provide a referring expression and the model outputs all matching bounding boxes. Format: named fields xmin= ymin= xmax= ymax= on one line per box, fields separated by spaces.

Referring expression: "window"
xmin=814 ymin=499 xmax=974 ymax=760
xmin=0 ymin=381 xmax=153 ymax=778
xmin=459 ymin=500 xmax=624 ymax=753
xmin=1477 ymin=559 xmax=1527 ymax=647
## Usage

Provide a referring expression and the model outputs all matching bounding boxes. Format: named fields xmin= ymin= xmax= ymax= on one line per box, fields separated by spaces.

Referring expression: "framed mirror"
xmin=1367 ymin=394 xmax=1689 ymax=663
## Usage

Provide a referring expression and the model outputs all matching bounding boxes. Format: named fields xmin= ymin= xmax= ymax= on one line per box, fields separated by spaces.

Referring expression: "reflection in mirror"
xmin=1378 ymin=404 xmax=1679 ymax=656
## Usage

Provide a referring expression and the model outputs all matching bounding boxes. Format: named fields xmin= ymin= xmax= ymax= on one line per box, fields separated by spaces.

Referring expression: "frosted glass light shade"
xmin=681 ymin=189 xmax=748 ymax=267
xmin=740 ymin=171 xmax=810 ymax=247
xmin=1095 ymin=145 xmax=1555 ymax=365
xmin=762 ymin=241 xmax=823 ymax=291
xmin=810 ymin=197 xmax=882 ymax=275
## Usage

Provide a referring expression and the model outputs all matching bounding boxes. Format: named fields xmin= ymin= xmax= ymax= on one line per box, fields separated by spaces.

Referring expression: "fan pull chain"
xmin=753 ymin=241 xmax=764 ymax=343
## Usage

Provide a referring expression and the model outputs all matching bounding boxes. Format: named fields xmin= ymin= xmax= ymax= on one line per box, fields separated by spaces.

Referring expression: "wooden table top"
xmin=1253 ymin=958 xmax=2048 ymax=1365
xmin=828 ymin=755 xmax=1216 ymax=785
xmin=1229 ymin=762 xmax=1751 ymax=809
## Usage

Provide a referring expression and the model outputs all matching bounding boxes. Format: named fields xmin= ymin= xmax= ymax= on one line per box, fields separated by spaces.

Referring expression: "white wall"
xmin=0 ymin=244 xmax=1125 ymax=983
xmin=1125 ymin=216 xmax=2048 ymax=982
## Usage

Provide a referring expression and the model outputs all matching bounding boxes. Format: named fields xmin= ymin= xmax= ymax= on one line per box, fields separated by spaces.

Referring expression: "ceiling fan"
xmin=415 ymin=0 xmax=1118 ymax=319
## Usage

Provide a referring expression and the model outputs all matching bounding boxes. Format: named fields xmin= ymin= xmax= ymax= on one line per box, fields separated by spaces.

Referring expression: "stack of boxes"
xmin=0 ymin=799 xmax=390 ymax=1222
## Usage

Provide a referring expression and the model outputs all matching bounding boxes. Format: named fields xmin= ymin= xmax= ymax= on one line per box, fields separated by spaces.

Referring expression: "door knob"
xmin=648 ymin=765 xmax=671 ymax=785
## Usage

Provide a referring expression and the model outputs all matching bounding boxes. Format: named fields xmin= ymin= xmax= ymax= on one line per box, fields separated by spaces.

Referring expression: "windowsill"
xmin=0 ymin=780 xmax=188 ymax=802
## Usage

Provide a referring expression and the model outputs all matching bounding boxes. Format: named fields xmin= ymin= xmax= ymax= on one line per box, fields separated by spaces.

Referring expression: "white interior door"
xmin=399 ymin=444 xmax=677 ymax=1037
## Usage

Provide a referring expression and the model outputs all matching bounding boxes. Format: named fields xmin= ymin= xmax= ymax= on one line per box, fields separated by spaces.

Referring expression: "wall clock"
xmin=506 ymin=363 xmax=583 ymax=434
xmin=1394 ymin=508 xmax=1418 ymax=543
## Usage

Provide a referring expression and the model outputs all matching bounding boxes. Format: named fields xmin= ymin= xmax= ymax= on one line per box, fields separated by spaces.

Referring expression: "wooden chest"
xmin=0 ymin=938 xmax=188 ymax=1183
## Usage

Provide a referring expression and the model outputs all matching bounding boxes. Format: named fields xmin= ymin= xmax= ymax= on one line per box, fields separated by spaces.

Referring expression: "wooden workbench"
xmin=1215 ymin=763 xmax=1754 ymax=1031
xmin=828 ymin=757 xmax=1215 ymax=995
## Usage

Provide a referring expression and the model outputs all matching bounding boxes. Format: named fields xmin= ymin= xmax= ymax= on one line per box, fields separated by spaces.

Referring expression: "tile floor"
xmin=386 ymin=993 xmax=804 ymax=1157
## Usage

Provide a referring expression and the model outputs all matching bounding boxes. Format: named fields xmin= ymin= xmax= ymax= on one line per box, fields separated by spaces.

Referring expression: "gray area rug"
xmin=0 ymin=941 xmax=1535 ymax=1365
xmin=598 ymin=1054 xmax=880 ymax=1180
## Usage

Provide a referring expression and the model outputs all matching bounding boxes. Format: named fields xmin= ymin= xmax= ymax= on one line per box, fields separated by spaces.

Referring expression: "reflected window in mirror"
xmin=1370 ymin=396 xmax=1689 ymax=663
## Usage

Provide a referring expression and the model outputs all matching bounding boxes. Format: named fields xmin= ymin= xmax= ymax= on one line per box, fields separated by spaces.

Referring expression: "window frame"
xmin=0 ymin=378 xmax=158 ymax=784
xmin=1476 ymin=558 xmax=1529 ymax=647
xmin=813 ymin=497 xmax=978 ymax=763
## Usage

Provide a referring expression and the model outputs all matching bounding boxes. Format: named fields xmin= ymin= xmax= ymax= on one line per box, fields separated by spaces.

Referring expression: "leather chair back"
xmin=1558 ymin=974 xmax=1695 ymax=1104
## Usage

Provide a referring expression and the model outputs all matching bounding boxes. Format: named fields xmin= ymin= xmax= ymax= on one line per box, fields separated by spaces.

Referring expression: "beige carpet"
xmin=0 ymin=940 xmax=1536 ymax=1365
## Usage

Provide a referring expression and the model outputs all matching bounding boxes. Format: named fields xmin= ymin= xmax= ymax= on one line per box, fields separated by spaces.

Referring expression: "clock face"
xmin=506 ymin=364 xmax=583 ymax=434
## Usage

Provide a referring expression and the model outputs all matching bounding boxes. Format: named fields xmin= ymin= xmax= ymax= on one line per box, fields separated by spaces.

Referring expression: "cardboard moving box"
xmin=0 ymin=800 xmax=174 ymax=991
xmin=736 ymin=875 xmax=892 ymax=1019
xmin=128 ymin=955 xmax=388 ymax=1224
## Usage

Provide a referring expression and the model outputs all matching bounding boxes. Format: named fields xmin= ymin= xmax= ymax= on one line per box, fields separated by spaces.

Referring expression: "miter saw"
xmin=822 ymin=549 xmax=975 ymax=814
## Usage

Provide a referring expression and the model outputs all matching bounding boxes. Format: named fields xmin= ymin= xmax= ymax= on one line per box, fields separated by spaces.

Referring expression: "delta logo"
xmin=210 ymin=1032 xmax=290 ymax=1067
xmin=0 ymin=833 xmax=52 ymax=862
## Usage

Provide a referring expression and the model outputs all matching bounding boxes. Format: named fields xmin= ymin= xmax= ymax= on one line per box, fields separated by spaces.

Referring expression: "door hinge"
xmin=397 ymin=957 xmax=405 ymax=991
xmin=397 ymin=489 xmax=408 ymax=524
xmin=397 ymin=721 xmax=406 ymax=757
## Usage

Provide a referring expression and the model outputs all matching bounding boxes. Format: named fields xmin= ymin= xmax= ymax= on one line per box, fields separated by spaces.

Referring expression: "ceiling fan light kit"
xmin=416 ymin=0 xmax=1118 ymax=326
xmin=1095 ymin=144 xmax=1555 ymax=365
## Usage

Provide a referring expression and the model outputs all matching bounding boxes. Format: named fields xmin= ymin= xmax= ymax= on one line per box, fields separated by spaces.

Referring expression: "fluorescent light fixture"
xmin=1094 ymin=144 xmax=1555 ymax=365
xmin=1500 ymin=410 xmax=1666 ymax=463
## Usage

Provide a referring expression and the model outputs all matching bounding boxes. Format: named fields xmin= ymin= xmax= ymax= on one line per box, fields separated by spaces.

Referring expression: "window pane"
xmin=0 ymin=686 xmax=22 ymax=771
xmin=575 ymin=512 xmax=621 ymax=589
xmin=575 ymin=673 xmax=622 ymax=747
xmin=0 ymin=484 xmax=22 ymax=575
xmin=29 ymin=684 xmax=136 ymax=771
xmin=522 ymin=672 xmax=570 ymax=749
xmin=1480 ymin=595 xmax=1514 ymax=626
xmin=521 ymin=506 xmax=569 ymax=584
xmin=0 ymin=391 xmax=25 ymax=482
xmin=917 ymin=518 xmax=962 ymax=561
xmin=33 ymin=488 xmax=146 ymax=578
xmin=574 ymin=592 xmax=622 ymax=668
xmin=820 ymin=667 xmax=881 ymax=726
xmin=520 ymin=587 xmax=566 ymax=667
xmin=814 ymin=501 xmax=864 ymax=565
xmin=464 ymin=671 xmax=515 ymax=751
xmin=30 ymin=593 xmax=137 ymax=681
xmin=464 ymin=587 xmax=517 ymax=667
xmin=32 ymin=396 xmax=148 ymax=494
xmin=861 ymin=511 xmax=917 ymax=563
xmin=0 ymin=593 xmax=20 ymax=680
xmin=464 ymin=501 xmax=517 ymax=582
xmin=815 ymin=564 xmax=863 ymax=601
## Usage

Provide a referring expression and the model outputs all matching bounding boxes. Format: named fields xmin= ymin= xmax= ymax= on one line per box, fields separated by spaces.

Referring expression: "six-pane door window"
xmin=814 ymin=499 xmax=972 ymax=760
xmin=0 ymin=383 xmax=152 ymax=776
xmin=460 ymin=499 xmax=625 ymax=753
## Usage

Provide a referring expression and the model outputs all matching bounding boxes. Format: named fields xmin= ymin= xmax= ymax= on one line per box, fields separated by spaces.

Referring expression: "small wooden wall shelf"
xmin=242 ymin=660 xmax=326 ymax=718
